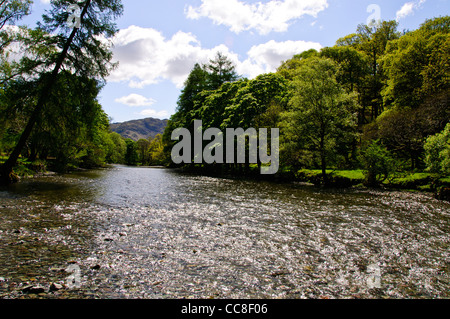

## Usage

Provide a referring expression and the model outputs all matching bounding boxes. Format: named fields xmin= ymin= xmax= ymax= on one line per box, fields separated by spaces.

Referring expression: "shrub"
xmin=360 ymin=140 xmax=398 ymax=187
xmin=424 ymin=123 xmax=450 ymax=176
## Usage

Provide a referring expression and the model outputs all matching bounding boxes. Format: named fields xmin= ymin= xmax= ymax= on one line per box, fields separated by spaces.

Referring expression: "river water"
xmin=0 ymin=166 xmax=449 ymax=299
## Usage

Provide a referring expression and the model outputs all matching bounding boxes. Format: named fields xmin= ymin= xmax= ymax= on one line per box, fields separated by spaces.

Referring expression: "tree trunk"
xmin=0 ymin=1 xmax=91 ymax=185
xmin=320 ymin=129 xmax=328 ymax=186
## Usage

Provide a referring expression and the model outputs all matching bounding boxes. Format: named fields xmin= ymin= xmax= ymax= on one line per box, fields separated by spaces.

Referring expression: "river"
xmin=0 ymin=165 xmax=449 ymax=299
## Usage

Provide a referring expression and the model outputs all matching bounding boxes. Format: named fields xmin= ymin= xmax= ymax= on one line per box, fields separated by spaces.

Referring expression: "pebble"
xmin=271 ymin=271 xmax=287 ymax=278
xmin=49 ymin=283 xmax=64 ymax=292
xmin=22 ymin=285 xmax=46 ymax=294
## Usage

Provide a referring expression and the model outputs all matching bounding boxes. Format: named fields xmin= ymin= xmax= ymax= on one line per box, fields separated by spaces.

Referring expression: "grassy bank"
xmin=293 ymin=169 xmax=450 ymax=192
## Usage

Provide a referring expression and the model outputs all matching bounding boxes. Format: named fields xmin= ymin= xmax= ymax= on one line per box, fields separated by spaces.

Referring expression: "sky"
xmin=20 ymin=0 xmax=450 ymax=123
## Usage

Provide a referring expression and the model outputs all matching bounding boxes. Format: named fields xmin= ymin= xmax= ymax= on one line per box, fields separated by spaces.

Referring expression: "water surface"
xmin=1 ymin=166 xmax=449 ymax=298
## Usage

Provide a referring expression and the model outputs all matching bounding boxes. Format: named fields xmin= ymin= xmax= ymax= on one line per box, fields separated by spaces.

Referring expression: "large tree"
xmin=0 ymin=0 xmax=31 ymax=31
xmin=206 ymin=52 xmax=239 ymax=90
xmin=282 ymin=57 xmax=358 ymax=183
xmin=336 ymin=20 xmax=401 ymax=120
xmin=1 ymin=0 xmax=123 ymax=184
xmin=382 ymin=16 xmax=449 ymax=109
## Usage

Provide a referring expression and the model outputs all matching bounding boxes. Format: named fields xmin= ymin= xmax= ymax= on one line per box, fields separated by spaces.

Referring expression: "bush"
xmin=424 ymin=123 xmax=450 ymax=176
xmin=360 ymin=141 xmax=398 ymax=187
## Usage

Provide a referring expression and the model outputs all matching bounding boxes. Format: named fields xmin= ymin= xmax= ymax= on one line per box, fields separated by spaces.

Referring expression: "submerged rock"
xmin=49 ymin=283 xmax=64 ymax=292
xmin=22 ymin=285 xmax=46 ymax=294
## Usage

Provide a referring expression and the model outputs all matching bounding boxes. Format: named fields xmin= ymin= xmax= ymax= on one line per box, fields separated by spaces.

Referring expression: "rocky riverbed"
xmin=1 ymin=167 xmax=449 ymax=299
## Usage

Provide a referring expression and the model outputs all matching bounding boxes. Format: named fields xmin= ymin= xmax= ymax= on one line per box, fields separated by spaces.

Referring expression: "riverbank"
xmin=3 ymin=156 xmax=450 ymax=201
xmin=174 ymin=165 xmax=450 ymax=201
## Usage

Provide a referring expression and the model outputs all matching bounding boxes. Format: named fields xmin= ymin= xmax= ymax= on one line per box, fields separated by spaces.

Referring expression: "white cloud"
xmin=185 ymin=0 xmax=329 ymax=35
xmin=396 ymin=0 xmax=426 ymax=21
xmin=109 ymin=26 xmax=236 ymax=88
xmin=139 ymin=109 xmax=169 ymax=119
xmin=115 ymin=94 xmax=156 ymax=107
xmin=109 ymin=26 xmax=322 ymax=89
xmin=239 ymin=40 xmax=322 ymax=78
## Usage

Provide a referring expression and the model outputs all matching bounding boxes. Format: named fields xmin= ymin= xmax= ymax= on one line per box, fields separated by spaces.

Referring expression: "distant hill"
xmin=110 ymin=117 xmax=168 ymax=141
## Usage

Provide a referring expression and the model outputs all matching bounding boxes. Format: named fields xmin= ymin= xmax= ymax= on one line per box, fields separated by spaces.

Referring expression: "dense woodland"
xmin=0 ymin=1 xmax=449 ymax=190
xmin=163 ymin=17 xmax=449 ymax=189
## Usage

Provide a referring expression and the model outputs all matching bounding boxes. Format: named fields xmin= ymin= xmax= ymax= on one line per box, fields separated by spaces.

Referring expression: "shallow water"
xmin=0 ymin=166 xmax=449 ymax=299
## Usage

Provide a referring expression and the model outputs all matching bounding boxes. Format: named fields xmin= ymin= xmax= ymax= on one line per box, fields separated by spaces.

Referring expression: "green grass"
xmin=388 ymin=173 xmax=433 ymax=185
xmin=296 ymin=169 xmax=449 ymax=191
xmin=385 ymin=172 xmax=450 ymax=191
xmin=440 ymin=176 xmax=450 ymax=184
xmin=333 ymin=170 xmax=365 ymax=180
xmin=297 ymin=169 xmax=364 ymax=180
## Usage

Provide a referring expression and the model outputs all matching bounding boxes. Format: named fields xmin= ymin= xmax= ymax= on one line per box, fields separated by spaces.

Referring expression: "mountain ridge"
xmin=110 ymin=117 xmax=168 ymax=141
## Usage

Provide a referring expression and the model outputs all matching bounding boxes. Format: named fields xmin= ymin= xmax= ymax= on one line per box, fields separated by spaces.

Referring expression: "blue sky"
xmin=22 ymin=0 xmax=450 ymax=123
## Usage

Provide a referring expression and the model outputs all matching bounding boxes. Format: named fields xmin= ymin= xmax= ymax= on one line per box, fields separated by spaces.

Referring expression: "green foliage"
xmin=320 ymin=46 xmax=369 ymax=93
xmin=424 ymin=123 xmax=450 ymax=176
xmin=148 ymin=134 xmax=166 ymax=165
xmin=388 ymin=172 xmax=434 ymax=190
xmin=2 ymin=8 xmax=446 ymax=189
xmin=106 ymin=132 xmax=126 ymax=164
xmin=164 ymin=54 xmax=288 ymax=168
xmin=277 ymin=49 xmax=319 ymax=80
xmin=136 ymin=138 xmax=150 ymax=164
xmin=281 ymin=57 xmax=358 ymax=182
xmin=382 ymin=18 xmax=449 ymax=109
xmin=206 ymin=52 xmax=240 ymax=90
xmin=0 ymin=0 xmax=123 ymax=182
xmin=360 ymin=140 xmax=398 ymax=186
xmin=345 ymin=21 xmax=401 ymax=121
xmin=176 ymin=63 xmax=209 ymax=124
xmin=39 ymin=0 xmax=123 ymax=81
xmin=124 ymin=139 xmax=138 ymax=166
xmin=0 ymin=0 xmax=32 ymax=30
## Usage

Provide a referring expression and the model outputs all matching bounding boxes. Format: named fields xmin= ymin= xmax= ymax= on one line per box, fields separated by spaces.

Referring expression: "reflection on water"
xmin=0 ymin=165 xmax=449 ymax=299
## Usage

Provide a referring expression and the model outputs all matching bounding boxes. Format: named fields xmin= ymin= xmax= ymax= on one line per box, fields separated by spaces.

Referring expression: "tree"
xmin=1 ymin=1 xmax=44 ymax=88
xmin=106 ymin=132 xmax=126 ymax=164
xmin=320 ymin=46 xmax=369 ymax=124
xmin=0 ymin=0 xmax=32 ymax=30
xmin=148 ymin=134 xmax=165 ymax=165
xmin=371 ymin=109 xmax=426 ymax=170
xmin=221 ymin=73 xmax=288 ymax=129
xmin=424 ymin=123 xmax=450 ymax=176
xmin=124 ymin=139 xmax=138 ymax=166
xmin=136 ymin=138 xmax=150 ymax=165
xmin=277 ymin=49 xmax=319 ymax=81
xmin=206 ymin=52 xmax=239 ymax=90
xmin=360 ymin=140 xmax=397 ymax=186
xmin=1 ymin=0 xmax=123 ymax=184
xmin=382 ymin=17 xmax=449 ymax=109
xmin=336 ymin=21 xmax=400 ymax=120
xmin=282 ymin=57 xmax=358 ymax=184
xmin=163 ymin=52 xmax=241 ymax=166
xmin=176 ymin=63 xmax=209 ymax=124
xmin=320 ymin=46 xmax=368 ymax=93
